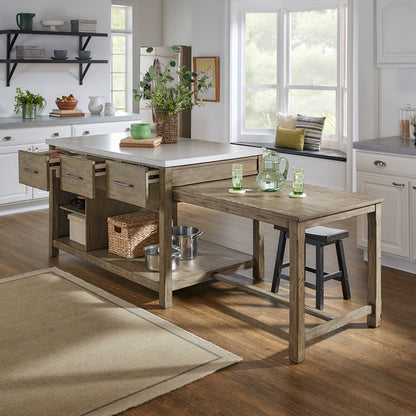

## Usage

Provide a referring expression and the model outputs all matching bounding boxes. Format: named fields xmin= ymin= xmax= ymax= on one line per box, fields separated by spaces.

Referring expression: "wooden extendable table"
xmin=173 ymin=175 xmax=383 ymax=363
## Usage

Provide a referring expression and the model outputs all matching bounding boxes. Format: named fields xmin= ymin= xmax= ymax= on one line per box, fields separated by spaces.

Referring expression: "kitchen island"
xmin=39 ymin=135 xmax=263 ymax=309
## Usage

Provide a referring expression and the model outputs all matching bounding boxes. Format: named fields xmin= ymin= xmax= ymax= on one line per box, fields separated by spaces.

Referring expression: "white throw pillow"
xmin=276 ymin=112 xmax=297 ymax=129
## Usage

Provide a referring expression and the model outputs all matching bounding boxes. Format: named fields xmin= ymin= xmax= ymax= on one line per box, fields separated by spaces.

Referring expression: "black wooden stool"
xmin=271 ymin=225 xmax=351 ymax=310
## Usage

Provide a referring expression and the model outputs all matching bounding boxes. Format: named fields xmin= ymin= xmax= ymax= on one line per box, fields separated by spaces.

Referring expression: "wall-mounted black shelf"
xmin=0 ymin=30 xmax=108 ymax=86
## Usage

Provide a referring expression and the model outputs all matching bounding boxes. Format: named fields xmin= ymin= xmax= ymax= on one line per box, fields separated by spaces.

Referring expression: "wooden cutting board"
xmin=119 ymin=136 xmax=162 ymax=148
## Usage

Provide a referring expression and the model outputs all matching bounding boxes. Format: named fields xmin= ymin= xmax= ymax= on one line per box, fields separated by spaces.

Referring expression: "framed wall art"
xmin=193 ymin=56 xmax=220 ymax=102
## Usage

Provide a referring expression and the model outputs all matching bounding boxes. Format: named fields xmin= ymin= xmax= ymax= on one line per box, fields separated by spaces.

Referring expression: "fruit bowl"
xmin=56 ymin=100 xmax=78 ymax=110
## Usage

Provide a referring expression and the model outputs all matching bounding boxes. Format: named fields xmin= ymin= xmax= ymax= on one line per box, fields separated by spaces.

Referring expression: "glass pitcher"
xmin=256 ymin=147 xmax=289 ymax=192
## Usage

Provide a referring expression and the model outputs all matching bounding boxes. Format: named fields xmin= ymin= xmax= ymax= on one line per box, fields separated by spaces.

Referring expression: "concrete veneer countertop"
xmin=0 ymin=112 xmax=143 ymax=129
xmin=353 ymin=136 xmax=416 ymax=157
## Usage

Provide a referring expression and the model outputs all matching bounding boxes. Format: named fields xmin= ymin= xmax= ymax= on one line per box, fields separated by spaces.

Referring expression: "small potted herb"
xmin=14 ymin=87 xmax=46 ymax=120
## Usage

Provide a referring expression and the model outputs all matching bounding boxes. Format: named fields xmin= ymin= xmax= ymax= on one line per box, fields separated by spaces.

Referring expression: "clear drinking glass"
xmin=292 ymin=167 xmax=304 ymax=195
xmin=232 ymin=164 xmax=243 ymax=190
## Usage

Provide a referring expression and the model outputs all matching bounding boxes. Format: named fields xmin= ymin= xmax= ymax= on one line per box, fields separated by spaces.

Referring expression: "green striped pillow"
xmin=296 ymin=114 xmax=326 ymax=151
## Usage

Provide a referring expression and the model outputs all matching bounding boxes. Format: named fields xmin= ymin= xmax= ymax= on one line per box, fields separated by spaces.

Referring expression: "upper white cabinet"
xmin=377 ymin=0 xmax=416 ymax=66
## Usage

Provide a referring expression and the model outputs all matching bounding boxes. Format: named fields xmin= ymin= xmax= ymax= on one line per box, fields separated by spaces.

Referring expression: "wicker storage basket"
xmin=155 ymin=109 xmax=178 ymax=144
xmin=107 ymin=210 xmax=159 ymax=258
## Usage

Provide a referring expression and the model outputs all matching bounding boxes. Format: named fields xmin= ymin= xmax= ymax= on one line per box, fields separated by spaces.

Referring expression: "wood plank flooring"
xmin=1 ymin=204 xmax=415 ymax=415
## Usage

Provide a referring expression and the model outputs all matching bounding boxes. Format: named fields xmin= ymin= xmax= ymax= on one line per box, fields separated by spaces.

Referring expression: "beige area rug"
xmin=0 ymin=267 xmax=241 ymax=416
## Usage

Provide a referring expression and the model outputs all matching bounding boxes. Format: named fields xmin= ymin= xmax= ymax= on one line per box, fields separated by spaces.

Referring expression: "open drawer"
xmin=60 ymin=154 xmax=106 ymax=199
xmin=105 ymin=160 xmax=159 ymax=207
xmin=18 ymin=149 xmax=65 ymax=191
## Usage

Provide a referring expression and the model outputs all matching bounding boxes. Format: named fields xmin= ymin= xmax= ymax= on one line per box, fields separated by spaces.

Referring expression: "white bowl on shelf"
xmin=40 ymin=19 xmax=65 ymax=31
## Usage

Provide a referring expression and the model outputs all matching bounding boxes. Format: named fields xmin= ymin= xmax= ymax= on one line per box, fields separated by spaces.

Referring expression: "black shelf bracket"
xmin=79 ymin=62 xmax=92 ymax=85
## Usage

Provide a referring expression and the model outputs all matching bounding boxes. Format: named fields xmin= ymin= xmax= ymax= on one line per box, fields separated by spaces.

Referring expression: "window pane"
xmin=245 ymin=13 xmax=277 ymax=85
xmin=111 ymin=8 xmax=126 ymax=30
xmin=112 ymin=73 xmax=126 ymax=91
xmin=290 ymin=9 xmax=337 ymax=86
xmin=112 ymin=55 xmax=125 ymax=72
xmin=112 ymin=36 xmax=126 ymax=54
xmin=112 ymin=91 xmax=126 ymax=111
xmin=289 ymin=89 xmax=336 ymax=135
xmin=245 ymin=88 xmax=277 ymax=129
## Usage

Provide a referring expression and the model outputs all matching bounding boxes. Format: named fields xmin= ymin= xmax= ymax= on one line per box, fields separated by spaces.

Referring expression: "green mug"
xmin=131 ymin=123 xmax=151 ymax=139
xmin=16 ymin=13 xmax=35 ymax=31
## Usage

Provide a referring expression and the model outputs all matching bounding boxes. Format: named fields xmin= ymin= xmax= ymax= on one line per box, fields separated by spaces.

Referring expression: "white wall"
xmin=190 ymin=0 xmax=230 ymax=143
xmin=0 ymin=0 xmax=111 ymax=117
xmin=162 ymin=0 xmax=192 ymax=46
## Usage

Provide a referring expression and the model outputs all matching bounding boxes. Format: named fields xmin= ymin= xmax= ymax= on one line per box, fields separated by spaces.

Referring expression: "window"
xmin=111 ymin=4 xmax=132 ymax=112
xmin=231 ymin=0 xmax=349 ymax=150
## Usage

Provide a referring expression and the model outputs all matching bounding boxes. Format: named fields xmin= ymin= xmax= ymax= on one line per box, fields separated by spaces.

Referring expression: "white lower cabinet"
xmin=411 ymin=181 xmax=416 ymax=261
xmin=0 ymin=144 xmax=32 ymax=205
xmin=356 ymin=150 xmax=416 ymax=268
xmin=357 ymin=171 xmax=409 ymax=258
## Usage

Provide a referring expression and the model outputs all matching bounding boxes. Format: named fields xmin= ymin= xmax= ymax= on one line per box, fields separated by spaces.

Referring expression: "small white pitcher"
xmin=88 ymin=96 xmax=105 ymax=115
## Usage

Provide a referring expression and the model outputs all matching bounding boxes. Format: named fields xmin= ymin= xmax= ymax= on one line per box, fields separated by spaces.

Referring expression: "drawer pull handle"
xmin=24 ymin=167 xmax=39 ymax=174
xmin=114 ymin=180 xmax=134 ymax=188
xmin=66 ymin=173 xmax=83 ymax=180
xmin=392 ymin=182 xmax=405 ymax=187
xmin=413 ymin=186 xmax=416 ymax=190
xmin=51 ymin=132 xmax=60 ymax=137
xmin=2 ymin=136 xmax=12 ymax=141
xmin=82 ymin=130 xmax=90 ymax=135
xmin=373 ymin=160 xmax=386 ymax=167
xmin=125 ymin=127 xmax=131 ymax=132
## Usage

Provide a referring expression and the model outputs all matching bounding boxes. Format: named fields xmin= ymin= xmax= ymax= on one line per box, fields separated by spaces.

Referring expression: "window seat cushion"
xmin=234 ymin=142 xmax=346 ymax=162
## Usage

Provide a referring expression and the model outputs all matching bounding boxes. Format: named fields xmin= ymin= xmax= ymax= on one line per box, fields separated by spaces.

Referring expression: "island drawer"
xmin=18 ymin=149 xmax=64 ymax=191
xmin=60 ymin=154 xmax=106 ymax=199
xmin=105 ymin=160 xmax=159 ymax=207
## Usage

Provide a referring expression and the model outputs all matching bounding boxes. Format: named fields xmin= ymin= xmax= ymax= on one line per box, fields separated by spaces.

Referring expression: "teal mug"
xmin=131 ymin=123 xmax=151 ymax=139
xmin=16 ymin=13 xmax=35 ymax=31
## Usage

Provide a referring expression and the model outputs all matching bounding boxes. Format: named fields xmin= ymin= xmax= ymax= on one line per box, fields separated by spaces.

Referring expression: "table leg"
xmin=367 ymin=203 xmax=382 ymax=327
xmin=289 ymin=220 xmax=306 ymax=363
xmin=159 ymin=168 xmax=173 ymax=309
xmin=253 ymin=220 xmax=264 ymax=282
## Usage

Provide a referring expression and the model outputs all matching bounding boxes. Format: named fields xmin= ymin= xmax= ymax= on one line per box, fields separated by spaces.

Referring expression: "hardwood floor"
xmin=1 ymin=205 xmax=416 ymax=415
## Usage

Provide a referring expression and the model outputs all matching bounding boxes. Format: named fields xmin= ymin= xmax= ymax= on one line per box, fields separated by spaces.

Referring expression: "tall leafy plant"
xmin=134 ymin=46 xmax=208 ymax=116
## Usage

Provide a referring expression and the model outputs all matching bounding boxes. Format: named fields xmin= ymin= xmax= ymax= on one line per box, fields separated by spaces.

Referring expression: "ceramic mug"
xmin=131 ymin=123 xmax=151 ymax=139
xmin=16 ymin=13 xmax=35 ymax=31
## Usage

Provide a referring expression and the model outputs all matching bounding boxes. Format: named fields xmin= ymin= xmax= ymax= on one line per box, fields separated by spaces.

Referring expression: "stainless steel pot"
xmin=171 ymin=226 xmax=203 ymax=260
xmin=144 ymin=244 xmax=181 ymax=272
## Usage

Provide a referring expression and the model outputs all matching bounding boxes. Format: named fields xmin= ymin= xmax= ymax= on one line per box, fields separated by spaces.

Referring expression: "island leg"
xmin=367 ymin=203 xmax=382 ymax=328
xmin=49 ymin=168 xmax=59 ymax=257
xmin=289 ymin=220 xmax=306 ymax=363
xmin=158 ymin=168 xmax=173 ymax=308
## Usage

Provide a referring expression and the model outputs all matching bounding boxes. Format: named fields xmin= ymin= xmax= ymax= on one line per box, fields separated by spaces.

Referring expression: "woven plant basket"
xmin=107 ymin=210 xmax=159 ymax=259
xmin=155 ymin=109 xmax=178 ymax=144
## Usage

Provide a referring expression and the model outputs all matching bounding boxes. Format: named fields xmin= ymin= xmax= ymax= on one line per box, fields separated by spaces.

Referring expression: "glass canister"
xmin=400 ymin=104 xmax=416 ymax=139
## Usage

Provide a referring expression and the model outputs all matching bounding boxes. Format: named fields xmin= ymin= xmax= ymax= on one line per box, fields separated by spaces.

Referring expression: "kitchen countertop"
xmin=353 ymin=136 xmax=416 ymax=157
xmin=46 ymin=135 xmax=263 ymax=168
xmin=0 ymin=112 xmax=144 ymax=129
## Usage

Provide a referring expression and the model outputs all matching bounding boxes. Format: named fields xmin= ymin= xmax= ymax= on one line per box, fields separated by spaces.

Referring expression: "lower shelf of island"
xmin=53 ymin=237 xmax=254 ymax=292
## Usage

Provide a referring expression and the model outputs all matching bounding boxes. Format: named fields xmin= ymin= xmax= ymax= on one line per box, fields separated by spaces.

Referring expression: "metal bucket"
xmin=144 ymin=244 xmax=181 ymax=272
xmin=171 ymin=226 xmax=203 ymax=260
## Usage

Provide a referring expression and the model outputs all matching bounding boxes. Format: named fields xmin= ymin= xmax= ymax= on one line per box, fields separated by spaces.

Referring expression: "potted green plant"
xmin=133 ymin=46 xmax=208 ymax=143
xmin=14 ymin=87 xmax=46 ymax=120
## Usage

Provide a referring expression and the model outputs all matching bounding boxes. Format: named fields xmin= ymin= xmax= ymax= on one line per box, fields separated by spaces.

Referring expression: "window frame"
xmin=230 ymin=0 xmax=349 ymax=151
xmin=110 ymin=3 xmax=133 ymax=113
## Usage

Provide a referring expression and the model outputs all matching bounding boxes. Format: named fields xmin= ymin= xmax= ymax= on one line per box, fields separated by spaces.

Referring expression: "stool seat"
xmin=271 ymin=225 xmax=351 ymax=310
